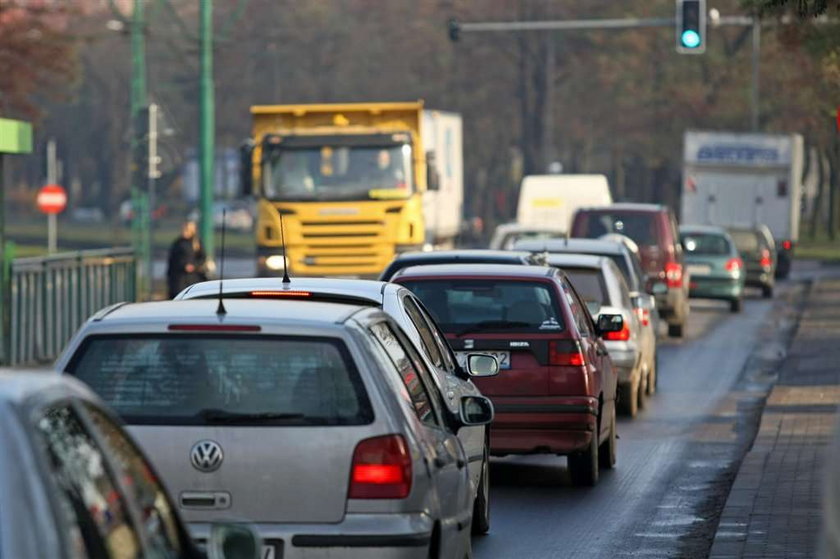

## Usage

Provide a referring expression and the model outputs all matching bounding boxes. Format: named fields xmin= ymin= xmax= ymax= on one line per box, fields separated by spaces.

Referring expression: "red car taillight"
xmin=549 ymin=341 xmax=585 ymax=366
xmin=782 ymin=240 xmax=792 ymax=251
xmin=759 ymin=249 xmax=771 ymax=268
xmin=349 ymin=435 xmax=412 ymax=499
xmin=604 ymin=321 xmax=631 ymax=341
xmin=634 ymin=307 xmax=650 ymax=327
xmin=725 ymin=257 xmax=743 ymax=272
xmin=665 ymin=262 xmax=683 ymax=288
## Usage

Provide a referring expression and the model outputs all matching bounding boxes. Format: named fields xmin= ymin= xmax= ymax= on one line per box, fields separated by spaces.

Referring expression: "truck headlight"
xmin=265 ymin=255 xmax=288 ymax=271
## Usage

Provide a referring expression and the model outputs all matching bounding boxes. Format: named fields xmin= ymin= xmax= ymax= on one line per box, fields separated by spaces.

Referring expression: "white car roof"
xmin=177 ymin=277 xmax=389 ymax=306
xmin=514 ymin=238 xmax=625 ymax=255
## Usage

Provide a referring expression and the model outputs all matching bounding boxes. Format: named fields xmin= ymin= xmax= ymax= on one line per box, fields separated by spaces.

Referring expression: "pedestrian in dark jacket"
xmin=166 ymin=220 xmax=208 ymax=298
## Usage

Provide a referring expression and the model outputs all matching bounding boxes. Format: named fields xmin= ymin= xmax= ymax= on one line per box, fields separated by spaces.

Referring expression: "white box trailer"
xmin=682 ymin=131 xmax=804 ymax=277
xmin=421 ymin=110 xmax=463 ymax=247
xmin=516 ymin=174 xmax=612 ymax=234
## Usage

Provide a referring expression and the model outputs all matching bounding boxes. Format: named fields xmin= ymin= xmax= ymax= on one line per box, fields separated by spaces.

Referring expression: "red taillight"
xmin=635 ymin=307 xmax=650 ymax=327
xmin=725 ymin=258 xmax=743 ymax=272
xmin=549 ymin=341 xmax=585 ymax=366
xmin=349 ymin=435 xmax=411 ymax=499
xmin=782 ymin=240 xmax=792 ymax=251
xmin=759 ymin=249 xmax=771 ymax=268
xmin=604 ymin=321 xmax=631 ymax=341
xmin=665 ymin=262 xmax=682 ymax=288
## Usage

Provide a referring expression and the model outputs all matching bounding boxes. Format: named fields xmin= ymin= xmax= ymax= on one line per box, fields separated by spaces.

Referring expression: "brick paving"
xmin=710 ymin=278 xmax=840 ymax=558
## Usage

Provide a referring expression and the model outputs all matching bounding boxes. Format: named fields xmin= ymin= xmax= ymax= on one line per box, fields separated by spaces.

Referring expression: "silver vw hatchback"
xmin=57 ymin=299 xmax=494 ymax=559
xmin=176 ymin=277 xmax=498 ymax=534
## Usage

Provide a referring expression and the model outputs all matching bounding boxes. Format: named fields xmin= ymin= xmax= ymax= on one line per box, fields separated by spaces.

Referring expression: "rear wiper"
xmin=196 ymin=409 xmax=309 ymax=424
xmin=455 ymin=320 xmax=530 ymax=337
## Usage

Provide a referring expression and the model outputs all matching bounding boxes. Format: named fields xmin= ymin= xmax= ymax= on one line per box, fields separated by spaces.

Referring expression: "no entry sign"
xmin=37 ymin=184 xmax=67 ymax=214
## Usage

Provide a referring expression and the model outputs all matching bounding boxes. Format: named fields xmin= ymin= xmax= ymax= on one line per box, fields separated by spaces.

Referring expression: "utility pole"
xmin=130 ymin=0 xmax=149 ymax=298
xmin=199 ymin=0 xmax=215 ymax=265
xmin=750 ymin=19 xmax=761 ymax=131
xmin=147 ymin=102 xmax=160 ymax=299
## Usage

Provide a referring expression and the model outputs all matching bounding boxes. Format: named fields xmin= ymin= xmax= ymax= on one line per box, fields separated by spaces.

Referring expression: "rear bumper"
xmin=488 ymin=395 xmax=598 ymax=455
xmin=745 ymin=268 xmax=773 ymax=287
xmin=688 ymin=276 xmax=743 ymax=300
xmin=190 ymin=513 xmax=433 ymax=559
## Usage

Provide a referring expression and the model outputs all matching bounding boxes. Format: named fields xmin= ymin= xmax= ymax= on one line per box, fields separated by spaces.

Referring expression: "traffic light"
xmin=676 ymin=0 xmax=706 ymax=54
xmin=448 ymin=18 xmax=460 ymax=42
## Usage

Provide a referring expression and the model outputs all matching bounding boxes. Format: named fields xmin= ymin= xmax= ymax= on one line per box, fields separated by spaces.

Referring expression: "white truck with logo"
xmin=681 ymin=131 xmax=804 ymax=278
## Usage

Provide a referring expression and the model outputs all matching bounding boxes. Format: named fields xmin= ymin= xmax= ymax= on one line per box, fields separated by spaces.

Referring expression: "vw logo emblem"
xmin=190 ymin=440 xmax=223 ymax=473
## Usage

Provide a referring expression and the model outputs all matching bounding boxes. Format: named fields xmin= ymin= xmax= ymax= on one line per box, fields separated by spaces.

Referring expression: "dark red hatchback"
xmin=393 ymin=264 xmax=622 ymax=486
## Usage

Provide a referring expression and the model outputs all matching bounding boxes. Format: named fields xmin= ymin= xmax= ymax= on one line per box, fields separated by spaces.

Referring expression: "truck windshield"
xmin=263 ymin=144 xmax=413 ymax=201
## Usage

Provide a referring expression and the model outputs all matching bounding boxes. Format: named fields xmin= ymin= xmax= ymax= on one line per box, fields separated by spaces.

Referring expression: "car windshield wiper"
xmin=455 ymin=320 xmax=531 ymax=337
xmin=196 ymin=409 xmax=309 ymax=424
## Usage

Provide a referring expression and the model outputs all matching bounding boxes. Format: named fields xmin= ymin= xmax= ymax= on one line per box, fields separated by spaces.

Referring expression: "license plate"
xmin=456 ymin=351 xmax=510 ymax=370
xmin=687 ymin=264 xmax=711 ymax=276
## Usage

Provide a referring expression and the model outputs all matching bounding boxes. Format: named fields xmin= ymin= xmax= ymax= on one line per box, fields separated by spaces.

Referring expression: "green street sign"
xmin=0 ymin=118 xmax=33 ymax=154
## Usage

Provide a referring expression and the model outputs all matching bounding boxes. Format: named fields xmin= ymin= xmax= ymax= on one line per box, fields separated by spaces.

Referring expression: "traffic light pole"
xmin=199 ymin=0 xmax=215 ymax=267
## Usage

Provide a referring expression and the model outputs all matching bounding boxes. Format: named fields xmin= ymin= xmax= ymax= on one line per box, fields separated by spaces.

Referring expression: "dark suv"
xmin=571 ymin=204 xmax=690 ymax=338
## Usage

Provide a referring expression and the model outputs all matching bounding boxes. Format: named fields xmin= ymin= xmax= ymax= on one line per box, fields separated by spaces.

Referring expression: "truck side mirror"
xmin=239 ymin=139 xmax=255 ymax=197
xmin=426 ymin=151 xmax=440 ymax=191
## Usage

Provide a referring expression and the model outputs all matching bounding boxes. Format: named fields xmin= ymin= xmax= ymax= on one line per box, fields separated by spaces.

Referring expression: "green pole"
xmin=199 ymin=0 xmax=215 ymax=264
xmin=130 ymin=0 xmax=150 ymax=296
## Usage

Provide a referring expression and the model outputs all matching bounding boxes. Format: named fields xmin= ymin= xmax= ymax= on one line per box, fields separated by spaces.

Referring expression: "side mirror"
xmin=208 ymin=522 xmax=262 ymax=559
xmin=596 ymin=314 xmax=624 ymax=335
xmin=426 ymin=151 xmax=440 ymax=191
xmin=467 ymin=353 xmax=500 ymax=377
xmin=239 ymin=139 xmax=255 ymax=197
xmin=460 ymin=395 xmax=495 ymax=426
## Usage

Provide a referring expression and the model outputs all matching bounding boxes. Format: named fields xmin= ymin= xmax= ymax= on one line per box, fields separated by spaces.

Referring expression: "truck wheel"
xmin=762 ymin=284 xmax=774 ymax=298
xmin=598 ymin=406 xmax=617 ymax=470
xmin=569 ymin=427 xmax=599 ymax=486
xmin=618 ymin=382 xmax=638 ymax=418
xmin=667 ymin=322 xmax=684 ymax=338
xmin=730 ymin=298 xmax=742 ymax=313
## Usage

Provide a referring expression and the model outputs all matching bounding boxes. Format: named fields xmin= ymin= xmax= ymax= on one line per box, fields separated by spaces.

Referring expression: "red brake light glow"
xmin=665 ymin=262 xmax=683 ymax=288
xmin=549 ymin=341 xmax=585 ymax=366
xmin=725 ymin=258 xmax=743 ymax=272
xmin=349 ymin=435 xmax=411 ymax=499
xmin=782 ymin=240 xmax=792 ymax=251
xmin=760 ymin=249 xmax=772 ymax=268
xmin=604 ymin=321 xmax=631 ymax=342
xmin=249 ymin=290 xmax=312 ymax=298
xmin=167 ymin=324 xmax=261 ymax=332
xmin=635 ymin=307 xmax=650 ymax=327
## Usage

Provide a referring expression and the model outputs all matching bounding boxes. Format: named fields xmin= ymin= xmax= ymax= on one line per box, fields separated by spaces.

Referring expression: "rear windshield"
xmin=398 ymin=279 xmax=565 ymax=334
xmin=728 ymin=230 xmax=761 ymax=253
xmin=681 ymin=233 xmax=732 ymax=256
xmin=604 ymin=255 xmax=637 ymax=289
xmin=66 ymin=335 xmax=373 ymax=426
xmin=579 ymin=212 xmax=657 ymax=247
xmin=500 ymin=231 xmax=561 ymax=250
xmin=562 ymin=268 xmax=609 ymax=306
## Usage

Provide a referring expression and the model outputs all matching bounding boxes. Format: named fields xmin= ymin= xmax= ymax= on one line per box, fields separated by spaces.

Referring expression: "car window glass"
xmin=414 ymin=299 xmax=459 ymax=373
xmin=561 ymin=279 xmax=593 ymax=337
xmin=402 ymin=295 xmax=443 ymax=368
xmin=35 ymin=404 xmax=141 ymax=559
xmin=563 ymin=268 xmax=608 ymax=306
xmin=84 ymin=404 xmax=183 ymax=557
xmin=67 ymin=335 xmax=372 ymax=426
xmin=681 ymin=233 xmax=732 ymax=256
xmin=606 ymin=254 xmax=635 ymax=289
xmin=370 ymin=322 xmax=440 ymax=428
xmin=582 ymin=212 xmax=657 ymax=246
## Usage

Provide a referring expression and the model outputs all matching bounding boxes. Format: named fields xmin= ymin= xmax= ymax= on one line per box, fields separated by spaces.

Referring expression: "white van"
xmin=516 ymin=174 xmax=612 ymax=234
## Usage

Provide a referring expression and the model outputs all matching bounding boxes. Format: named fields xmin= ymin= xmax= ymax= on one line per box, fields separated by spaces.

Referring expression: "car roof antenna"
xmin=216 ymin=209 xmax=227 ymax=316
xmin=280 ymin=212 xmax=291 ymax=284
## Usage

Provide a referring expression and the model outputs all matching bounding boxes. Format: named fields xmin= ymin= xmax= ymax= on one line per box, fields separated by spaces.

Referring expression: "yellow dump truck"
xmin=240 ymin=101 xmax=463 ymax=277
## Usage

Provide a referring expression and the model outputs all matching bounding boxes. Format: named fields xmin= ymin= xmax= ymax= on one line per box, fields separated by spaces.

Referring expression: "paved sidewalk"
xmin=710 ymin=277 xmax=840 ymax=558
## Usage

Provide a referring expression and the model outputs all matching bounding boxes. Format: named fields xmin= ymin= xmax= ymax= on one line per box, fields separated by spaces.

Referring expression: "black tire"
xmin=730 ymin=298 xmax=742 ymax=313
xmin=762 ymin=284 xmax=774 ymax=298
xmin=569 ymin=423 xmax=599 ymax=486
xmin=471 ymin=441 xmax=490 ymax=535
xmin=647 ymin=359 xmax=657 ymax=396
xmin=598 ymin=406 xmax=617 ymax=470
xmin=667 ymin=322 xmax=684 ymax=338
xmin=618 ymin=382 xmax=638 ymax=418
xmin=637 ymin=375 xmax=647 ymax=410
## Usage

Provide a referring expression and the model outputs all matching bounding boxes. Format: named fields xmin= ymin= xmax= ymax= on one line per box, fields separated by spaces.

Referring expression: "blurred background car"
xmin=727 ymin=225 xmax=776 ymax=298
xmin=0 ymin=370 xmax=259 ymax=559
xmin=188 ymin=200 xmax=255 ymax=232
xmin=379 ymin=249 xmax=547 ymax=281
xmin=488 ymin=222 xmax=564 ymax=250
xmin=680 ymin=225 xmax=746 ymax=313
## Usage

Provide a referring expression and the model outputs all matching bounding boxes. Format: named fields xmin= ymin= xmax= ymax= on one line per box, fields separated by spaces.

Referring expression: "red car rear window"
xmin=576 ymin=211 xmax=658 ymax=247
xmin=397 ymin=279 xmax=565 ymax=335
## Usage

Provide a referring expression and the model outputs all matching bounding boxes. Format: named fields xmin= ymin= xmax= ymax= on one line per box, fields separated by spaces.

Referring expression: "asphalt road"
xmin=474 ymin=281 xmax=799 ymax=559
